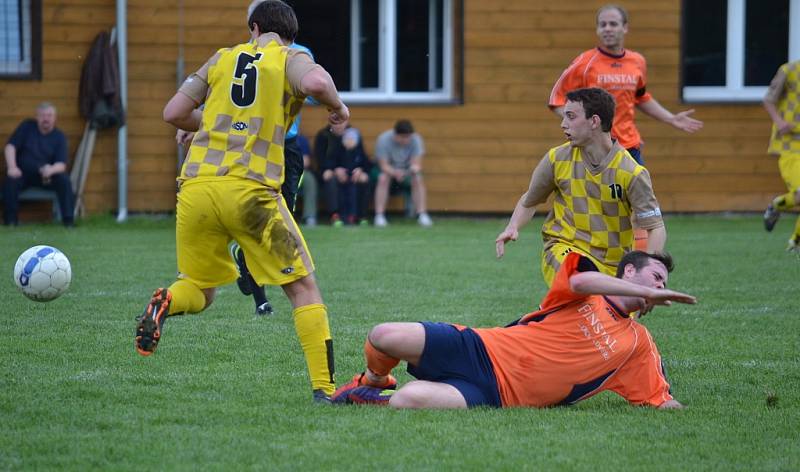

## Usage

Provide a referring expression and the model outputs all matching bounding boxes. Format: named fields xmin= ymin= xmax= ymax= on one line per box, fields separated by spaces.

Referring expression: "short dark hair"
xmin=565 ymin=87 xmax=615 ymax=132
xmin=615 ymin=251 xmax=675 ymax=278
xmin=394 ymin=119 xmax=414 ymax=135
xmin=248 ymin=0 xmax=298 ymax=42
xmin=596 ymin=4 xmax=629 ymax=25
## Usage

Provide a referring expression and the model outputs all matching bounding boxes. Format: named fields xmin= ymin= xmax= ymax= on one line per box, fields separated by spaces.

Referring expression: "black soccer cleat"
xmin=764 ymin=204 xmax=780 ymax=232
xmin=135 ymin=288 xmax=171 ymax=356
xmin=256 ymin=301 xmax=274 ymax=316
xmin=312 ymin=389 xmax=332 ymax=405
xmin=230 ymin=243 xmax=253 ymax=296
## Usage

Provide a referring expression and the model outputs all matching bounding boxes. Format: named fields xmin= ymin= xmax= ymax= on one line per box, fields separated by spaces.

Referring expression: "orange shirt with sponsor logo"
xmin=549 ymin=48 xmax=653 ymax=149
xmin=473 ymin=252 xmax=673 ymax=408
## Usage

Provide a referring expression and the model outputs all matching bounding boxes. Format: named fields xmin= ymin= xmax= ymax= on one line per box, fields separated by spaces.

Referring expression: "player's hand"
xmin=671 ymin=109 xmax=703 ymax=133
xmin=176 ymin=129 xmax=194 ymax=146
xmin=775 ymin=119 xmax=793 ymax=137
xmin=644 ymin=288 xmax=697 ymax=307
xmin=328 ymin=104 xmax=350 ymax=125
xmin=7 ymin=166 xmax=22 ymax=178
xmin=495 ymin=227 xmax=519 ymax=258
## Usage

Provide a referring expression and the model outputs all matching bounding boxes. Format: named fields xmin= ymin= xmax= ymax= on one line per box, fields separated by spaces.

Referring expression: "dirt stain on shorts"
xmin=242 ymin=195 xmax=298 ymax=265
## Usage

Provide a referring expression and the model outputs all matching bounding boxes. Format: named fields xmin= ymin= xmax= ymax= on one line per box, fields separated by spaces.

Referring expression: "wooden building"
xmin=0 ymin=0 xmax=787 ymax=219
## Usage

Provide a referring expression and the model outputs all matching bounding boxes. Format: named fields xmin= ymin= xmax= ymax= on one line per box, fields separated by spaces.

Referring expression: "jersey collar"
xmin=596 ymin=46 xmax=626 ymax=59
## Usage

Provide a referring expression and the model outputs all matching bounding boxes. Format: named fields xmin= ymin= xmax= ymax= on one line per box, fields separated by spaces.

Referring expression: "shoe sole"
xmin=135 ymin=289 xmax=171 ymax=356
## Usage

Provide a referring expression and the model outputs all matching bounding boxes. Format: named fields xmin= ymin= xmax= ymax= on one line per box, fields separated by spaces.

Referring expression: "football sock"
xmin=633 ymin=228 xmax=648 ymax=251
xmin=772 ymin=191 xmax=796 ymax=211
xmin=293 ymin=304 xmax=335 ymax=396
xmin=364 ymin=339 xmax=400 ymax=378
xmin=167 ymin=279 xmax=206 ymax=315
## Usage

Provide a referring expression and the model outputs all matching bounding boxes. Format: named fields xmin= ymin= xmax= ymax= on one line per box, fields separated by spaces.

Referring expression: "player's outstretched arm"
xmin=496 ymin=196 xmax=534 ymax=258
xmin=637 ymin=99 xmax=703 ymax=133
xmin=569 ymin=271 xmax=697 ymax=306
xmin=496 ymin=155 xmax=554 ymax=258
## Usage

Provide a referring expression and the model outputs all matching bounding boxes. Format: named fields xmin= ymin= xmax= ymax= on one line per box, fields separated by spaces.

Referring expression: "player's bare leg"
xmin=390 ymin=380 xmax=468 ymax=409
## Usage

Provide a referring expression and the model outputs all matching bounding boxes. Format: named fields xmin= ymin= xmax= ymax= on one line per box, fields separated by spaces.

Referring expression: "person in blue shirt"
xmin=3 ymin=103 xmax=75 ymax=226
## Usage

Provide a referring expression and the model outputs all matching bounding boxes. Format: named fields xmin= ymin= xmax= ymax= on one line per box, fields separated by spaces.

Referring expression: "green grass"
xmin=1 ymin=214 xmax=798 ymax=470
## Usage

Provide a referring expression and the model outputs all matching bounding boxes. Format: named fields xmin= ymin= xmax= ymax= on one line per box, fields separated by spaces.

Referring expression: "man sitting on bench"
xmin=3 ymin=102 xmax=75 ymax=227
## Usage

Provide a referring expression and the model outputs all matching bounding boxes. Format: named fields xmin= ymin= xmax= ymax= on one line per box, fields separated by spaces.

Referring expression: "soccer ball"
xmin=13 ymin=245 xmax=72 ymax=302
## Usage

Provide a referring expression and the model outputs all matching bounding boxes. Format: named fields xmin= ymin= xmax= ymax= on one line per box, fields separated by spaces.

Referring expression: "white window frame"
xmin=683 ymin=0 xmax=800 ymax=102
xmin=341 ymin=0 xmax=455 ymax=104
xmin=0 ymin=0 xmax=34 ymax=77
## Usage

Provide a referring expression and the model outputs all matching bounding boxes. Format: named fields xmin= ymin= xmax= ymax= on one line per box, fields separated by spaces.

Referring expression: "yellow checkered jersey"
xmin=179 ymin=39 xmax=304 ymax=189
xmin=541 ymin=143 xmax=657 ymax=268
xmin=768 ymin=61 xmax=800 ymax=156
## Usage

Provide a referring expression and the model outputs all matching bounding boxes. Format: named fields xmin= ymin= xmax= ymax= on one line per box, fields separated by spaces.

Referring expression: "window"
xmin=682 ymin=0 xmax=800 ymax=102
xmin=0 ymin=0 xmax=41 ymax=79
xmin=293 ymin=0 xmax=461 ymax=103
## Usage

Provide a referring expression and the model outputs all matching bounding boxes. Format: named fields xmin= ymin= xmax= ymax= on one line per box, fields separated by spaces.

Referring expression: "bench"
xmin=0 ymin=186 xmax=62 ymax=221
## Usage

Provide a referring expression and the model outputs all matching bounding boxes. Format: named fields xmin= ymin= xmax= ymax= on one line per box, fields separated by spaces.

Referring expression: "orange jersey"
xmin=474 ymin=252 xmax=673 ymax=408
xmin=549 ymin=48 xmax=653 ymax=149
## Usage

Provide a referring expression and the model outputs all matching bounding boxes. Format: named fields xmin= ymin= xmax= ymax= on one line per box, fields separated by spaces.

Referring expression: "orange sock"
xmin=364 ymin=339 xmax=400 ymax=377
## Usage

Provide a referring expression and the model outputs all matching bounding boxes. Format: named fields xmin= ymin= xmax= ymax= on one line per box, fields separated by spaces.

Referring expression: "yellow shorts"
xmin=176 ymin=177 xmax=314 ymax=289
xmin=778 ymin=153 xmax=800 ymax=191
xmin=541 ymin=241 xmax=616 ymax=287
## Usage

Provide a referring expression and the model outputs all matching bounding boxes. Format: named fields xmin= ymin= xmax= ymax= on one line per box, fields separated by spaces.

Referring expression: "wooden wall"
xmin=0 ymin=0 xmax=783 ymax=217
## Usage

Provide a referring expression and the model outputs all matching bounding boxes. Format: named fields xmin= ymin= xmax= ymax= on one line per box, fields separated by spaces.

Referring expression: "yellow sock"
xmin=793 ymin=216 xmax=800 ymax=240
xmin=773 ymin=191 xmax=796 ymax=211
xmin=167 ymin=279 xmax=206 ymax=315
xmin=293 ymin=304 xmax=335 ymax=396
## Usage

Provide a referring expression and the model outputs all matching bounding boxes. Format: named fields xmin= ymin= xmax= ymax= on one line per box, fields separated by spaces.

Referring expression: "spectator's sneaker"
xmin=229 ymin=243 xmax=253 ymax=296
xmin=305 ymin=216 xmax=317 ymax=227
xmin=374 ymin=214 xmax=388 ymax=228
xmin=331 ymin=372 xmax=397 ymax=404
xmin=764 ymin=204 xmax=780 ymax=232
xmin=787 ymin=235 xmax=800 ymax=253
xmin=359 ymin=218 xmax=370 ymax=227
xmin=312 ymin=389 xmax=332 ymax=405
xmin=135 ymin=288 xmax=171 ymax=356
xmin=418 ymin=212 xmax=433 ymax=227
xmin=331 ymin=213 xmax=344 ymax=228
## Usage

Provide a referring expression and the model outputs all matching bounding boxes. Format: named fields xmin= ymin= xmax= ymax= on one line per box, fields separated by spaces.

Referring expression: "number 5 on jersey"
xmin=231 ymin=52 xmax=263 ymax=107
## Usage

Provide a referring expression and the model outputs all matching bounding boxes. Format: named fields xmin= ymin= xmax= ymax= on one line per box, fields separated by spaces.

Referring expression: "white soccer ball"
xmin=13 ymin=245 xmax=72 ymax=302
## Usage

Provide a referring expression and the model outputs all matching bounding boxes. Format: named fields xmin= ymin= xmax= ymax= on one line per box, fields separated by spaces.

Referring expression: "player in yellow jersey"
xmin=762 ymin=60 xmax=800 ymax=252
xmin=134 ymin=0 xmax=349 ymax=404
xmin=496 ymin=88 xmax=666 ymax=287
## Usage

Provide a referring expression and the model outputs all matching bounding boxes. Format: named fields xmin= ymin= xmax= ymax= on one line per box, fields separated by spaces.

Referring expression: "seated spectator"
xmin=315 ymin=120 xmax=371 ymax=226
xmin=3 ymin=103 xmax=75 ymax=226
xmin=295 ymin=133 xmax=319 ymax=226
xmin=373 ymin=119 xmax=432 ymax=227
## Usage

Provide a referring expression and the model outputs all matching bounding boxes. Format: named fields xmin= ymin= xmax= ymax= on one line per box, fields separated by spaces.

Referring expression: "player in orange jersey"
xmin=549 ymin=4 xmax=703 ymax=166
xmin=549 ymin=4 xmax=702 ymax=250
xmin=332 ymin=250 xmax=695 ymax=409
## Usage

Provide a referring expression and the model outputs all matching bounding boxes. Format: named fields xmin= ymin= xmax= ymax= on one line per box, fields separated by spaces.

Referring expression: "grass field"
xmin=1 ymin=214 xmax=798 ymax=470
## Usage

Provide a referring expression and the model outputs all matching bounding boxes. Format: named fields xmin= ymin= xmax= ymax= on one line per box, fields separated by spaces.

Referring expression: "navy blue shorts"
xmin=407 ymin=322 xmax=502 ymax=408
